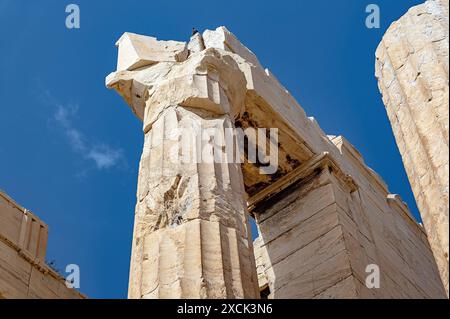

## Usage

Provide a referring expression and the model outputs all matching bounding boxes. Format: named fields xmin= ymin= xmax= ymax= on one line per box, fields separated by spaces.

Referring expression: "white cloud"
xmin=87 ymin=145 xmax=125 ymax=170
xmin=43 ymin=91 xmax=125 ymax=171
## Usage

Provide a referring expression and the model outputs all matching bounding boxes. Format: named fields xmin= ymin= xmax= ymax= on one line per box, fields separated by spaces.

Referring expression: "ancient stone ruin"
xmin=375 ymin=0 xmax=449 ymax=296
xmin=0 ymin=0 xmax=447 ymax=300
xmin=106 ymin=23 xmax=447 ymax=298
xmin=0 ymin=191 xmax=84 ymax=298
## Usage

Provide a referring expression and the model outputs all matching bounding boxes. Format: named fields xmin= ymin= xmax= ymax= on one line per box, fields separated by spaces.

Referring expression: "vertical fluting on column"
xmin=127 ymin=101 xmax=258 ymax=298
xmin=375 ymin=0 xmax=449 ymax=295
xmin=106 ymin=36 xmax=260 ymax=299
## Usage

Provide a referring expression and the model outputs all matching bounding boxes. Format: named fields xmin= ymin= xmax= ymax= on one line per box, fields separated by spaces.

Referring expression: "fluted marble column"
xmin=375 ymin=0 xmax=449 ymax=296
xmin=107 ymin=34 xmax=259 ymax=298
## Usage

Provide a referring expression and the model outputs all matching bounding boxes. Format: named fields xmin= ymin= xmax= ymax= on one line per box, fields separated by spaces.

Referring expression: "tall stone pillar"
xmin=375 ymin=0 xmax=449 ymax=295
xmin=106 ymin=33 xmax=259 ymax=298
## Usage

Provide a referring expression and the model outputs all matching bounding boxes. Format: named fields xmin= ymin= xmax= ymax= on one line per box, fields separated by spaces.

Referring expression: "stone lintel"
xmin=106 ymin=28 xmax=370 ymax=199
xmin=248 ymin=152 xmax=358 ymax=214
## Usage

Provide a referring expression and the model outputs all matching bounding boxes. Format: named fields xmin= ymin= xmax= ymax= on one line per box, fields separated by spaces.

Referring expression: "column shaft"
xmin=128 ymin=105 xmax=259 ymax=298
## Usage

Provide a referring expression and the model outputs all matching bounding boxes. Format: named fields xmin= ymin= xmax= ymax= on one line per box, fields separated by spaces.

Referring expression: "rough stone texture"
xmin=128 ymin=107 xmax=259 ymax=299
xmin=0 ymin=190 xmax=84 ymax=299
xmin=108 ymin=33 xmax=259 ymax=299
xmin=375 ymin=0 xmax=449 ymax=295
xmin=254 ymin=144 xmax=446 ymax=298
xmin=116 ymin=32 xmax=189 ymax=71
xmin=108 ymin=26 xmax=447 ymax=299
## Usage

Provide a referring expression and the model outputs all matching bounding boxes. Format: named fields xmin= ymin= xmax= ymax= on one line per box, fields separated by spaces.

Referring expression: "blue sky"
xmin=0 ymin=0 xmax=425 ymax=298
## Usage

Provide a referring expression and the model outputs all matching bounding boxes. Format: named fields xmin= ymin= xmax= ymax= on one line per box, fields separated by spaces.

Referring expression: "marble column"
xmin=375 ymin=0 xmax=449 ymax=295
xmin=107 ymin=35 xmax=259 ymax=298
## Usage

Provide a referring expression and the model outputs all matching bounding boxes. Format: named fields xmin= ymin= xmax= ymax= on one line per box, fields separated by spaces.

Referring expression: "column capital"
xmin=106 ymin=32 xmax=247 ymax=132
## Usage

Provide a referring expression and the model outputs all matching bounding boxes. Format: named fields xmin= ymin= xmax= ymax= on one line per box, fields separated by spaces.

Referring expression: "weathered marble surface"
xmin=107 ymin=25 xmax=447 ymax=299
xmin=254 ymin=141 xmax=446 ymax=299
xmin=0 ymin=190 xmax=84 ymax=299
xmin=375 ymin=0 xmax=449 ymax=295
xmin=108 ymin=30 xmax=259 ymax=299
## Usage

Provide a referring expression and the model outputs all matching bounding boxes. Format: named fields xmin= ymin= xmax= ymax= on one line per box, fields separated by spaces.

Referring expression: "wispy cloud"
xmin=43 ymin=90 xmax=125 ymax=171
xmin=86 ymin=145 xmax=124 ymax=170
